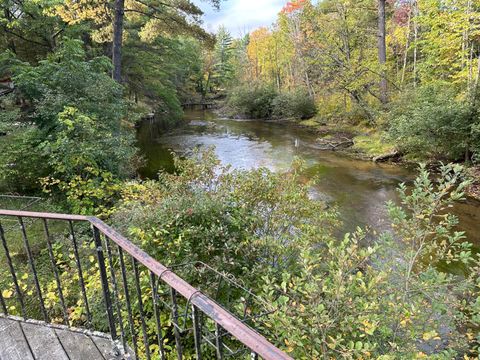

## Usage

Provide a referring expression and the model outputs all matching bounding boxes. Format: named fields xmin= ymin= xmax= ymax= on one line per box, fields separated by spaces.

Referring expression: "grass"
xmin=352 ymin=132 xmax=396 ymax=158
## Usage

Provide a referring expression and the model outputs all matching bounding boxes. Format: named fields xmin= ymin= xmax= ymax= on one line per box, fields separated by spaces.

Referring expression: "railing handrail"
xmin=0 ymin=209 xmax=292 ymax=360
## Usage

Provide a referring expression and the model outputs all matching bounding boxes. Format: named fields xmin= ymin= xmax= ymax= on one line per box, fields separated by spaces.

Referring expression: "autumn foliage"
xmin=281 ymin=0 xmax=306 ymax=14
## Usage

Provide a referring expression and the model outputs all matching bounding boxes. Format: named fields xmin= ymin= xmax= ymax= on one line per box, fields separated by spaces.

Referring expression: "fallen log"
xmin=373 ymin=151 xmax=399 ymax=162
xmin=315 ymin=136 xmax=354 ymax=150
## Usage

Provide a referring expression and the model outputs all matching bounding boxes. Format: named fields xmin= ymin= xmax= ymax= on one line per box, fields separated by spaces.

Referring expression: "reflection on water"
xmin=137 ymin=109 xmax=480 ymax=248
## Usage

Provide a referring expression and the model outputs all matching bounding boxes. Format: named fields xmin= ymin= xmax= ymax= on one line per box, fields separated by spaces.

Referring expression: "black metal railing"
xmin=0 ymin=209 xmax=292 ymax=360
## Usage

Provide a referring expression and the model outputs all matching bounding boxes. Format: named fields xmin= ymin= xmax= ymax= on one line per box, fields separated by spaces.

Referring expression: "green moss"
xmin=352 ymin=132 xmax=395 ymax=157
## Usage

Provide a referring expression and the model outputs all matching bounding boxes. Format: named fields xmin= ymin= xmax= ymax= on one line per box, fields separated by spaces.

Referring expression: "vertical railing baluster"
xmin=170 ymin=288 xmax=183 ymax=360
xmin=149 ymin=271 xmax=166 ymax=360
xmin=0 ymin=221 xmax=26 ymax=318
xmin=69 ymin=220 xmax=92 ymax=327
xmin=43 ymin=219 xmax=69 ymax=326
xmin=192 ymin=305 xmax=202 ymax=360
xmin=132 ymin=258 xmax=151 ymax=360
xmin=104 ymin=237 xmax=126 ymax=351
xmin=18 ymin=216 xmax=48 ymax=323
xmin=92 ymin=226 xmax=117 ymax=340
xmin=118 ymin=246 xmax=138 ymax=359
xmin=215 ymin=323 xmax=224 ymax=360
xmin=0 ymin=286 xmax=7 ymax=314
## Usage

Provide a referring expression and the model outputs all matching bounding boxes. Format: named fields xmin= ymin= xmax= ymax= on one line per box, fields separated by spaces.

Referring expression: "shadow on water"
xmin=137 ymin=109 xmax=480 ymax=260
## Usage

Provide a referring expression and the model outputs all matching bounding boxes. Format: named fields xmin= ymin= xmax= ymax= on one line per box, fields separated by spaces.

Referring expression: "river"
xmin=137 ymin=109 xmax=480 ymax=254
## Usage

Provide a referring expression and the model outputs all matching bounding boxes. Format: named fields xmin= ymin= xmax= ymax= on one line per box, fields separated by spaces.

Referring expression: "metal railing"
xmin=0 ymin=209 xmax=292 ymax=360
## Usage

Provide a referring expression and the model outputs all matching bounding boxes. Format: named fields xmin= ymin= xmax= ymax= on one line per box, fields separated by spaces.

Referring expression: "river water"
xmin=137 ymin=109 xmax=480 ymax=251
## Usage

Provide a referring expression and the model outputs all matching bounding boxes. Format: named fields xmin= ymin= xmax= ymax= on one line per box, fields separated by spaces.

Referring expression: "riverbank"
xmin=288 ymin=117 xmax=480 ymax=201
xmin=214 ymin=106 xmax=480 ymax=201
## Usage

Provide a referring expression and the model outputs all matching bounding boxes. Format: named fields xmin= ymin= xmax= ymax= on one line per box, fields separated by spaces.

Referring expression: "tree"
xmin=0 ymin=40 xmax=136 ymax=205
xmin=112 ymin=0 xmax=125 ymax=82
xmin=378 ymin=0 xmax=387 ymax=103
xmin=212 ymin=26 xmax=235 ymax=90
xmin=54 ymin=0 xmax=221 ymax=83
xmin=0 ymin=0 xmax=66 ymax=61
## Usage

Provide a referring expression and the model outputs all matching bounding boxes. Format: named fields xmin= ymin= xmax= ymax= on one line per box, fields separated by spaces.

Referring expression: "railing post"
xmin=18 ymin=216 xmax=48 ymax=323
xmin=69 ymin=220 xmax=92 ymax=327
xmin=149 ymin=271 xmax=166 ymax=360
xmin=43 ymin=219 xmax=69 ymax=326
xmin=170 ymin=288 xmax=183 ymax=360
xmin=215 ymin=323 xmax=224 ymax=360
xmin=0 ymin=287 xmax=7 ymax=314
xmin=0 ymin=221 xmax=26 ymax=318
xmin=192 ymin=305 xmax=202 ymax=360
xmin=92 ymin=225 xmax=117 ymax=340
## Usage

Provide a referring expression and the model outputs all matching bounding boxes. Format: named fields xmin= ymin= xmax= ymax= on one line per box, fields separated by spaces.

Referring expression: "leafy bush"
xmin=388 ymin=82 xmax=480 ymax=161
xmin=13 ymin=39 xmax=125 ymax=132
xmin=0 ymin=127 xmax=48 ymax=193
xmin=0 ymin=94 xmax=48 ymax=193
xmin=0 ymin=40 xmax=137 ymax=211
xmin=113 ymin=148 xmax=336 ymax=285
xmin=226 ymin=85 xmax=317 ymax=120
xmin=113 ymin=150 xmax=479 ymax=358
xmin=272 ymin=89 xmax=317 ymax=119
xmin=226 ymin=84 xmax=278 ymax=118
xmin=261 ymin=164 xmax=477 ymax=358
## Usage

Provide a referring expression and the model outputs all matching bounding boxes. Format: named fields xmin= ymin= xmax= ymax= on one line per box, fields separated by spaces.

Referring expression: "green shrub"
xmin=0 ymin=127 xmax=48 ymax=193
xmin=112 ymin=150 xmax=478 ymax=358
xmin=226 ymin=85 xmax=317 ymax=120
xmin=0 ymin=40 xmax=137 ymax=208
xmin=272 ymin=89 xmax=317 ymax=119
xmin=226 ymin=84 xmax=278 ymax=118
xmin=261 ymin=164 xmax=476 ymax=358
xmin=388 ymin=82 xmax=480 ymax=161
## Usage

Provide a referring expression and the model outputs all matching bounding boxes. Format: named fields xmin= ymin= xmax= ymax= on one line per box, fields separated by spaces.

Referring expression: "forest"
xmin=0 ymin=0 xmax=480 ymax=359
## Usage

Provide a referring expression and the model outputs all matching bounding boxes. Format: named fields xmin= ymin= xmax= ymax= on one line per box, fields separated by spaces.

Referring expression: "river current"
xmin=137 ymin=109 xmax=480 ymax=254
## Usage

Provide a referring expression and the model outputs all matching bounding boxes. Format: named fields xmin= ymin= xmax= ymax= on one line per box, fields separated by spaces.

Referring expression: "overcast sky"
xmin=193 ymin=0 xmax=286 ymax=37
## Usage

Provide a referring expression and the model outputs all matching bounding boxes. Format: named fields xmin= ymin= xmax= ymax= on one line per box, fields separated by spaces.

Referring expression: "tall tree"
xmin=378 ymin=0 xmax=387 ymax=104
xmin=212 ymin=26 xmax=235 ymax=89
xmin=55 ymin=0 xmax=220 ymax=83
xmin=112 ymin=0 xmax=125 ymax=82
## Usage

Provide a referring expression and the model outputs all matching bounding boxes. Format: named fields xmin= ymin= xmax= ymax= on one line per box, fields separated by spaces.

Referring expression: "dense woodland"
xmin=1 ymin=0 xmax=480 ymax=358
xmin=220 ymin=0 xmax=480 ymax=164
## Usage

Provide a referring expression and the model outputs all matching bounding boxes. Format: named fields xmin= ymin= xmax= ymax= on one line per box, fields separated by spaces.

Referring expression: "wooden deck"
xmin=0 ymin=316 xmax=131 ymax=360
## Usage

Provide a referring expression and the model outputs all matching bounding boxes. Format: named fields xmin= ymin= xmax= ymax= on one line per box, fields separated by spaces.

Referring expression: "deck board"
xmin=0 ymin=316 xmax=131 ymax=360
xmin=0 ymin=317 xmax=34 ymax=360
xmin=21 ymin=322 xmax=69 ymax=360
xmin=55 ymin=328 xmax=105 ymax=360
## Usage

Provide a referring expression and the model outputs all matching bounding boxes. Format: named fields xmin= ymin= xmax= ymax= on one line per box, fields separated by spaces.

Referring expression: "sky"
xmin=193 ymin=0 xmax=286 ymax=37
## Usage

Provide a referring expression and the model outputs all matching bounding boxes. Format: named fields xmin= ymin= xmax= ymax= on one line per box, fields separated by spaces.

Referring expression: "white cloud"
xmin=195 ymin=0 xmax=285 ymax=36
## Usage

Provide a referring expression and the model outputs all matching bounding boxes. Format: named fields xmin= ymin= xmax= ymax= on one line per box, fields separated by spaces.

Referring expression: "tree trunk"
xmin=378 ymin=0 xmax=388 ymax=104
xmin=412 ymin=0 xmax=418 ymax=87
xmin=401 ymin=9 xmax=412 ymax=84
xmin=112 ymin=0 xmax=125 ymax=83
xmin=4 ymin=9 xmax=16 ymax=54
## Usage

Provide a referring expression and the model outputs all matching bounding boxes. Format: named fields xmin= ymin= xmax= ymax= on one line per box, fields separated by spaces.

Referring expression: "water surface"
xmin=137 ymin=109 xmax=480 ymax=247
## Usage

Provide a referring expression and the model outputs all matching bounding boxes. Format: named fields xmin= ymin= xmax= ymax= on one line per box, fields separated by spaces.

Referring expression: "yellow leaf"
xmin=422 ymin=331 xmax=438 ymax=341
xmin=2 ymin=290 xmax=13 ymax=299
